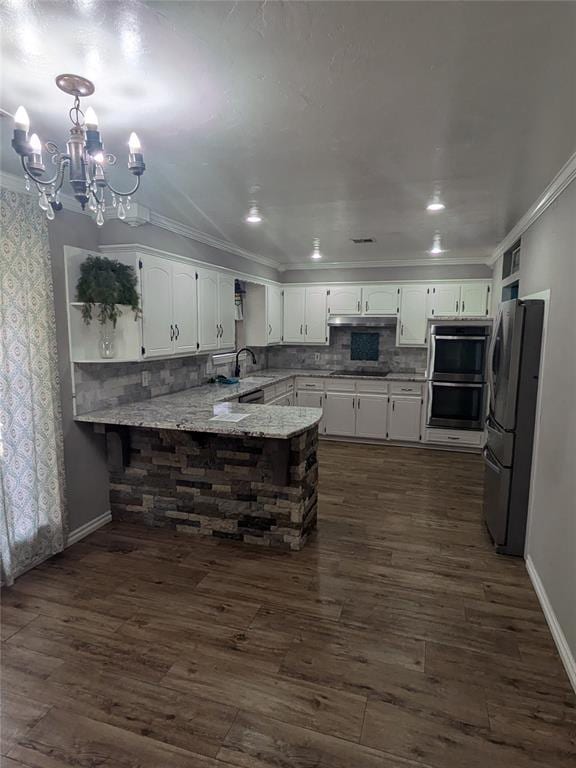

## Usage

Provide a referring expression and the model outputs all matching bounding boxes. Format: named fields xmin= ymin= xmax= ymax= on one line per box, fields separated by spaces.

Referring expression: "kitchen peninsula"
xmin=76 ymin=376 xmax=322 ymax=550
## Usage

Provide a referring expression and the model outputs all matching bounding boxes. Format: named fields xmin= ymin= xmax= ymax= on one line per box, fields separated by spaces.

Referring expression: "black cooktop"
xmin=330 ymin=369 xmax=391 ymax=377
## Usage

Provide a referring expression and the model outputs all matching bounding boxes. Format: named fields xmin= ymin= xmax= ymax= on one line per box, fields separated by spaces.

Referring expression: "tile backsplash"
xmin=74 ymin=349 xmax=267 ymax=415
xmin=268 ymin=326 xmax=427 ymax=373
xmin=74 ymin=325 xmax=426 ymax=415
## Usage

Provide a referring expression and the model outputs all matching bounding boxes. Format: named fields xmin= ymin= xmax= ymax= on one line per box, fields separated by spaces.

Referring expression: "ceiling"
xmin=1 ymin=1 xmax=575 ymax=269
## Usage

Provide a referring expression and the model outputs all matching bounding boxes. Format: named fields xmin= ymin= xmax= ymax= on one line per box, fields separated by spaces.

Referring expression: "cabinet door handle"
xmin=170 ymin=324 xmax=174 ymax=341
xmin=174 ymin=323 xmax=180 ymax=340
xmin=357 ymin=300 xmax=361 ymax=312
xmin=456 ymin=301 xmax=459 ymax=312
xmin=365 ymin=301 xmax=368 ymax=312
xmin=401 ymin=324 xmax=404 ymax=336
xmin=392 ymin=400 xmax=395 ymax=411
xmin=357 ymin=397 xmax=360 ymax=410
xmin=300 ymin=324 xmax=303 ymax=335
xmin=268 ymin=324 xmax=272 ymax=335
xmin=305 ymin=324 xmax=308 ymax=335
xmin=462 ymin=301 xmax=465 ymax=313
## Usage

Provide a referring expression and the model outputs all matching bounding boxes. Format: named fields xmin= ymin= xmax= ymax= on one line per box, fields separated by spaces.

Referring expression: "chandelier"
xmin=11 ymin=74 xmax=145 ymax=226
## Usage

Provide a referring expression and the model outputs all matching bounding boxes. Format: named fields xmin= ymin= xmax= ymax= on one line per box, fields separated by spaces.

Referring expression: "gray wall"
xmin=48 ymin=210 xmax=110 ymax=533
xmin=514 ymin=180 xmax=576 ymax=667
xmin=281 ymin=263 xmax=493 ymax=284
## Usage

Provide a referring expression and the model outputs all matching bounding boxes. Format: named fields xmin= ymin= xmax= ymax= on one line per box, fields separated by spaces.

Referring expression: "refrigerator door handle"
xmin=482 ymin=446 xmax=502 ymax=474
xmin=487 ymin=306 xmax=502 ymax=413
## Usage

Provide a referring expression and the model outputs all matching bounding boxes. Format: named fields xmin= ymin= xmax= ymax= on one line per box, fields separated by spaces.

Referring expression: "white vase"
xmin=99 ymin=320 xmax=116 ymax=359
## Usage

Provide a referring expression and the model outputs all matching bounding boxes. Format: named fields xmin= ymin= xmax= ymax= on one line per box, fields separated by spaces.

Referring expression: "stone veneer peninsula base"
xmin=106 ymin=425 xmax=319 ymax=550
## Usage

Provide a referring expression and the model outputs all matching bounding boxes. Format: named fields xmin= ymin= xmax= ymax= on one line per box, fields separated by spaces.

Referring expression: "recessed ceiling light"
xmin=427 ymin=192 xmax=445 ymax=212
xmin=428 ymin=232 xmax=445 ymax=255
xmin=245 ymin=204 xmax=262 ymax=224
xmin=311 ymin=238 xmax=322 ymax=260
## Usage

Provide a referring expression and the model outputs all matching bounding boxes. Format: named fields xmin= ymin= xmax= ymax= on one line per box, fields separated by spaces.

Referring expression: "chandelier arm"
xmin=90 ymin=187 xmax=105 ymax=207
xmin=21 ymin=155 xmax=65 ymax=188
xmin=104 ymin=175 xmax=141 ymax=198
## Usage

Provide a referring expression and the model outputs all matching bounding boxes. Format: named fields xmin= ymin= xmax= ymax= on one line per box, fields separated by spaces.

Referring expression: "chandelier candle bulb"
xmin=127 ymin=131 xmax=145 ymax=174
xmin=84 ymin=107 xmax=102 ymax=155
xmin=84 ymin=106 xmax=99 ymax=129
xmin=27 ymin=133 xmax=45 ymax=175
xmin=12 ymin=105 xmax=31 ymax=156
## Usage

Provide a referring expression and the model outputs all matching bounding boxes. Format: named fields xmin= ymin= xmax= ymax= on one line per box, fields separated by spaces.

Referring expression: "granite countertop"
xmin=75 ymin=368 xmax=426 ymax=439
xmin=76 ymin=394 xmax=322 ymax=440
xmin=254 ymin=368 xmax=427 ymax=382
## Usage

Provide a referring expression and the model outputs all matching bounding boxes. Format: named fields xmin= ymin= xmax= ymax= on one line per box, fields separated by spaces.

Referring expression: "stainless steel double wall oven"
xmin=427 ymin=323 xmax=491 ymax=430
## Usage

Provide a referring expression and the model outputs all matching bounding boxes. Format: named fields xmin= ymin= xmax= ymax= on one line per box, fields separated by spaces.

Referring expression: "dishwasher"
xmin=238 ymin=389 xmax=264 ymax=404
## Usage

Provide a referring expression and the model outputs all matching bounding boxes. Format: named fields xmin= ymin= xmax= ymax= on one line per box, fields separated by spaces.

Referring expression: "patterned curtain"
xmin=0 ymin=187 xmax=66 ymax=585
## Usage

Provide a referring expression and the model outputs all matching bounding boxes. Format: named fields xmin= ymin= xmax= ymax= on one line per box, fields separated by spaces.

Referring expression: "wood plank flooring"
xmin=2 ymin=441 xmax=575 ymax=767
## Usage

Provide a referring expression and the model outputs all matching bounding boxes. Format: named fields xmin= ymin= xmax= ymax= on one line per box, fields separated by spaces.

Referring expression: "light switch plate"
xmin=141 ymin=371 xmax=151 ymax=387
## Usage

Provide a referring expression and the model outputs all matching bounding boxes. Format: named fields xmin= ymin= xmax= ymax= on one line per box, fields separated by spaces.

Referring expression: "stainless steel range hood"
xmin=327 ymin=315 xmax=398 ymax=327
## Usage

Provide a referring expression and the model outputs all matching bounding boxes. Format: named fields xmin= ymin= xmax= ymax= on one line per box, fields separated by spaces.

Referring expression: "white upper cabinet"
xmin=388 ymin=395 xmax=422 ymax=441
xmin=460 ymin=283 xmax=490 ymax=317
xmin=243 ymin=283 xmax=283 ymax=347
xmin=172 ymin=262 xmax=198 ymax=354
xmin=283 ymin=287 xmax=306 ymax=342
xmin=218 ymin=274 xmax=235 ymax=349
xmin=282 ymin=286 xmax=327 ymax=344
xmin=141 ymin=254 xmax=173 ymax=358
xmin=362 ymin=285 xmax=399 ymax=315
xmin=304 ymin=286 xmax=328 ymax=343
xmin=197 ymin=267 xmax=220 ymax=351
xmin=398 ymin=285 xmax=428 ymax=346
xmin=428 ymin=284 xmax=460 ymax=318
xmin=267 ymin=285 xmax=283 ymax=344
xmin=327 ymin=286 xmax=361 ymax=315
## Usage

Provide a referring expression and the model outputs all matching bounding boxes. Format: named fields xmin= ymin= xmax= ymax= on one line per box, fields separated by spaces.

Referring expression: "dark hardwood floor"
xmin=2 ymin=442 xmax=575 ymax=767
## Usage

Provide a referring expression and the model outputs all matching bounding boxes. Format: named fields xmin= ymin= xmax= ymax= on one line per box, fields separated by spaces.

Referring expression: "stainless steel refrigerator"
xmin=483 ymin=299 xmax=544 ymax=556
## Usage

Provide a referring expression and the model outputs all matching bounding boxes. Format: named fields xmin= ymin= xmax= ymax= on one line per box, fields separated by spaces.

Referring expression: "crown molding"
xmin=280 ymin=255 xmax=492 ymax=271
xmin=148 ymin=210 xmax=280 ymax=271
xmin=0 ymin=170 xmax=280 ymax=273
xmin=490 ymin=150 xmax=576 ymax=265
xmin=98 ymin=243 xmax=280 ymax=287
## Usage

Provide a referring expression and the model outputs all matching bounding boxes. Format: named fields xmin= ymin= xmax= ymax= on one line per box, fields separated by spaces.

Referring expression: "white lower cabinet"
xmin=296 ymin=390 xmax=324 ymax=409
xmin=388 ymin=395 xmax=422 ymax=441
xmin=355 ymin=394 xmax=388 ymax=439
xmin=324 ymin=392 xmax=356 ymax=437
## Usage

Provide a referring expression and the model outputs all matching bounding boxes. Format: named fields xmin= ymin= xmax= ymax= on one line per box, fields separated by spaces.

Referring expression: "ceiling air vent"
xmin=351 ymin=237 xmax=376 ymax=244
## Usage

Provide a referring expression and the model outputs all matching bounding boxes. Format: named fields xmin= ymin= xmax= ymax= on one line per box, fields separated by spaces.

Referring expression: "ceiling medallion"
xmin=11 ymin=74 xmax=146 ymax=225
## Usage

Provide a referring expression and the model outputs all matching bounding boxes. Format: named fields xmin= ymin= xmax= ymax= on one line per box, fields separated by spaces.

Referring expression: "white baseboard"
xmin=67 ymin=511 xmax=112 ymax=547
xmin=525 ymin=555 xmax=576 ymax=693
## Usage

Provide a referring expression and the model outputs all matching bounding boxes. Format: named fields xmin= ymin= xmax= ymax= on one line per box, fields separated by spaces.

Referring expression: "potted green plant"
xmin=76 ymin=255 xmax=140 ymax=359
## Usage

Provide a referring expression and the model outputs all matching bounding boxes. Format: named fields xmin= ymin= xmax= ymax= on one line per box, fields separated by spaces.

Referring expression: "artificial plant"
xmin=76 ymin=255 xmax=140 ymax=327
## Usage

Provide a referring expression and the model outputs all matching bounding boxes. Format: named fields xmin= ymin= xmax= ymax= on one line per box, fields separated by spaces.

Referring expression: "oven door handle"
xmin=430 ymin=382 xmax=485 ymax=388
xmin=433 ymin=335 xmax=488 ymax=341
